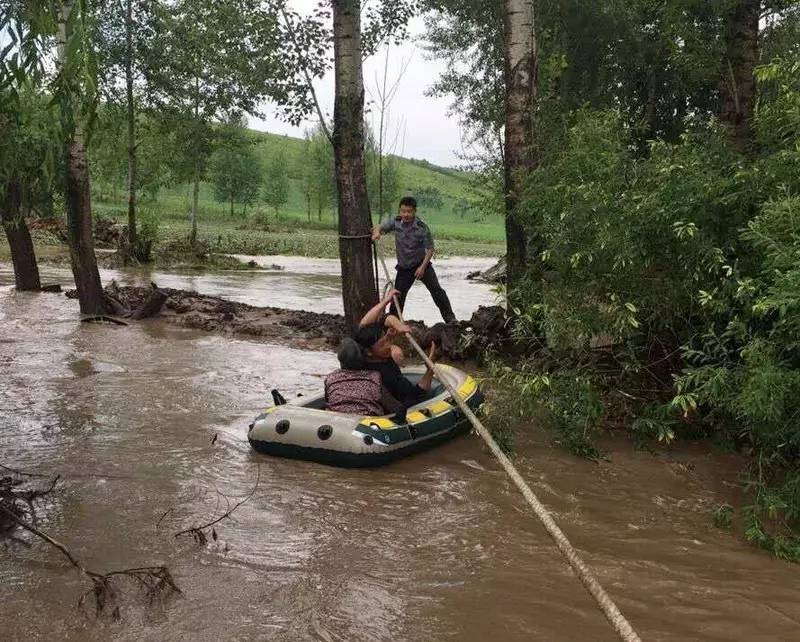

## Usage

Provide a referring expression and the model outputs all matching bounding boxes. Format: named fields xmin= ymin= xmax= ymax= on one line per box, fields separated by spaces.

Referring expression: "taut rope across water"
xmin=373 ymin=241 xmax=643 ymax=642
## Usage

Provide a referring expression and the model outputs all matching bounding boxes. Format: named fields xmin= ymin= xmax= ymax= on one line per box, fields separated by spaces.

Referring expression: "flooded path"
xmin=1 ymin=259 xmax=799 ymax=641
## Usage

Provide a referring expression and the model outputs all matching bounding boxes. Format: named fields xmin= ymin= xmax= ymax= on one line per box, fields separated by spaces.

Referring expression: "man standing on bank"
xmin=372 ymin=196 xmax=457 ymax=324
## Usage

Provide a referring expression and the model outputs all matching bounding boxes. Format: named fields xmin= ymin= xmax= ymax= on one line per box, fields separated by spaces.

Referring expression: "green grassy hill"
xmin=94 ymin=128 xmax=506 ymax=257
xmin=103 ymin=131 xmax=504 ymax=235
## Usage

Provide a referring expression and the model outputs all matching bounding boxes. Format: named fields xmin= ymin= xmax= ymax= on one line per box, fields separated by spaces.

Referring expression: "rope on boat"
xmin=373 ymin=241 xmax=642 ymax=642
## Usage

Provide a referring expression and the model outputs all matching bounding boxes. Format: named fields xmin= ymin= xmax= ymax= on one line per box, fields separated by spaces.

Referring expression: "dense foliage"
xmin=489 ymin=48 xmax=800 ymax=557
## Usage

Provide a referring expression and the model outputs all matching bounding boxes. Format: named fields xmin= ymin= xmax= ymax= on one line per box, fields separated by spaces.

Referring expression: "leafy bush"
xmin=675 ymin=195 xmax=800 ymax=558
xmin=499 ymin=55 xmax=800 ymax=558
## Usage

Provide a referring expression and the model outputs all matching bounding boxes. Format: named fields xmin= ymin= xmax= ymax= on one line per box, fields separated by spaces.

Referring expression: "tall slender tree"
xmin=278 ymin=1 xmax=416 ymax=324
xmin=332 ymin=0 xmax=378 ymax=327
xmin=123 ymin=0 xmax=137 ymax=248
xmin=503 ymin=0 xmax=537 ymax=288
xmin=263 ymin=150 xmax=290 ymax=217
xmin=719 ymin=0 xmax=761 ymax=152
xmin=209 ymin=121 xmax=262 ymax=216
xmin=93 ymin=0 xmax=159 ymax=258
xmin=57 ymin=0 xmax=107 ymax=314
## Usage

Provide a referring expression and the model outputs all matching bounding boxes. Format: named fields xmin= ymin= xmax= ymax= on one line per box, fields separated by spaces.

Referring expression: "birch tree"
xmin=56 ymin=0 xmax=107 ymax=314
xmin=503 ymin=0 xmax=537 ymax=288
xmin=719 ymin=0 xmax=761 ymax=152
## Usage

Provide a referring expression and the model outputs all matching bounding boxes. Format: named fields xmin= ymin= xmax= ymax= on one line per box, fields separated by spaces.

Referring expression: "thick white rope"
xmin=373 ymin=242 xmax=642 ymax=642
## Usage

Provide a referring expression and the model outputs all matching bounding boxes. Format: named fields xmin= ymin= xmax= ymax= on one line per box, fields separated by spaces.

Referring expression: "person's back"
xmin=325 ymin=368 xmax=383 ymax=416
xmin=324 ymin=338 xmax=384 ymax=416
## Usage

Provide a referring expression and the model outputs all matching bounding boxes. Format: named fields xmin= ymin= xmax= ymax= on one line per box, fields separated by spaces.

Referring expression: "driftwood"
xmin=1 ymin=463 xmax=180 ymax=619
xmin=130 ymin=288 xmax=167 ymax=320
xmin=67 ymin=281 xmax=168 ymax=322
xmin=81 ymin=315 xmax=130 ymax=326
xmin=0 ymin=469 xmax=60 ymax=533
xmin=466 ymin=256 xmax=506 ymax=284
xmin=2 ymin=507 xmax=180 ymax=618
xmin=105 ymin=281 xmax=167 ymax=320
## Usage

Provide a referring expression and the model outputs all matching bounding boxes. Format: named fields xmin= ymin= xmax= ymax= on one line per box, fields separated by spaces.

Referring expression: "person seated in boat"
xmin=353 ymin=288 xmax=439 ymax=409
xmin=324 ymin=338 xmax=385 ymax=416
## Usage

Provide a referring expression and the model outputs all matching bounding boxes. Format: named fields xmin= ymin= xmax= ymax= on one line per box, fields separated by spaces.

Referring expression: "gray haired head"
xmin=337 ymin=338 xmax=365 ymax=370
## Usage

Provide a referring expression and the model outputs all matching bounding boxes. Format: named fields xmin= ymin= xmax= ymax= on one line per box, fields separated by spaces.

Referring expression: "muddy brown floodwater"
xmin=1 ymin=258 xmax=799 ymax=641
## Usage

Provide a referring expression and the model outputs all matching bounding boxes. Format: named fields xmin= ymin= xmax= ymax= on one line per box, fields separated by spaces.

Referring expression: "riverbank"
xmin=153 ymin=216 xmax=506 ymax=259
xmin=72 ymin=283 xmax=508 ymax=362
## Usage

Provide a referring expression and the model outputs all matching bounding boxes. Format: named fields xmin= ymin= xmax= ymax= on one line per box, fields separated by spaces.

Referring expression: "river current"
xmin=1 ymin=257 xmax=798 ymax=641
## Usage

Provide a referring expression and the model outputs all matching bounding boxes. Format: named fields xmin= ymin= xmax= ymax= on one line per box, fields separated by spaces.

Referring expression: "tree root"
xmin=67 ymin=281 xmax=168 ymax=322
xmin=105 ymin=281 xmax=167 ymax=320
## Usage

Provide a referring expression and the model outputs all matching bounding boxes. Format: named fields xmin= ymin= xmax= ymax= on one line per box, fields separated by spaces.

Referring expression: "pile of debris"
xmin=65 ymin=284 xmax=513 ymax=362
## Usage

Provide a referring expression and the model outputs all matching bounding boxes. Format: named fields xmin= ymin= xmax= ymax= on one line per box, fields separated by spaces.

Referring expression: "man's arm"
xmin=372 ymin=217 xmax=396 ymax=241
xmin=415 ymin=248 xmax=434 ymax=280
xmin=359 ymin=288 xmax=399 ymax=327
xmin=384 ymin=314 xmax=412 ymax=335
xmin=416 ymin=342 xmax=438 ymax=391
xmin=414 ymin=225 xmax=435 ymax=279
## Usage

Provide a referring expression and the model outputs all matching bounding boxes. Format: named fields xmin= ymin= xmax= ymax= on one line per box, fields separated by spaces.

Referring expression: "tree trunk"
xmin=719 ymin=0 xmax=759 ymax=153
xmin=58 ymin=0 xmax=107 ymax=315
xmin=503 ymin=0 xmax=537 ymax=288
xmin=65 ymin=133 xmax=107 ymax=315
xmin=190 ymin=76 xmax=200 ymax=246
xmin=190 ymin=177 xmax=199 ymax=245
xmin=1 ymin=175 xmax=41 ymax=291
xmin=230 ymin=194 xmax=234 ymax=217
xmin=332 ymin=0 xmax=378 ymax=328
xmin=125 ymin=0 xmax=137 ymax=250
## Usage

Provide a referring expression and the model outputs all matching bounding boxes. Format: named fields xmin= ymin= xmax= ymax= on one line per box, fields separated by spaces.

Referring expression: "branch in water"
xmin=1 ymin=505 xmax=180 ymax=618
xmin=174 ymin=465 xmax=261 ymax=545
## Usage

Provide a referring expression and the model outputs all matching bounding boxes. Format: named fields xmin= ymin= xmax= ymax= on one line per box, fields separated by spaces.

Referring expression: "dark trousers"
xmin=390 ymin=263 xmax=455 ymax=322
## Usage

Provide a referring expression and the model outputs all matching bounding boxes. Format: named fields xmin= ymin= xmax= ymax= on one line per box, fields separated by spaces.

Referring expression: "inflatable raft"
xmin=248 ymin=364 xmax=483 ymax=467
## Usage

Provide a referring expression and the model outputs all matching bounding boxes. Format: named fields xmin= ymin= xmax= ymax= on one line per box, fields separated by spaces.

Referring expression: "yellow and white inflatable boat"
xmin=248 ymin=364 xmax=483 ymax=467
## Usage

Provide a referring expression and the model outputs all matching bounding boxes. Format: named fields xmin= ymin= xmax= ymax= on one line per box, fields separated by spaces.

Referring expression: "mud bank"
xmin=82 ymin=284 xmax=509 ymax=361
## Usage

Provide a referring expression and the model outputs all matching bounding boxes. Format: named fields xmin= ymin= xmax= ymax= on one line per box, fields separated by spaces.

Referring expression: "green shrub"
xmin=499 ymin=55 xmax=800 ymax=558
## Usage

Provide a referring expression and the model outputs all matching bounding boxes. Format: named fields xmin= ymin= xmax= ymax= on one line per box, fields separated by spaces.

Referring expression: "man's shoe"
xmin=444 ymin=315 xmax=458 ymax=325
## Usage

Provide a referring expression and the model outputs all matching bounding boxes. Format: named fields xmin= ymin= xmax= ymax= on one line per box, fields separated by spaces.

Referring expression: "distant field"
xmin=155 ymin=219 xmax=504 ymax=259
xmin=93 ymin=129 xmax=507 ymax=251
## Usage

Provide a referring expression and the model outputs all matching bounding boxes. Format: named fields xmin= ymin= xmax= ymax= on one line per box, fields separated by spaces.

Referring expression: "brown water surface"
xmin=1 ymin=262 xmax=799 ymax=641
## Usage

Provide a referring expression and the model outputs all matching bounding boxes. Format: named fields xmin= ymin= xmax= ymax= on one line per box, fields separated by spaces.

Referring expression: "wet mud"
xmin=77 ymin=284 xmax=509 ymax=361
